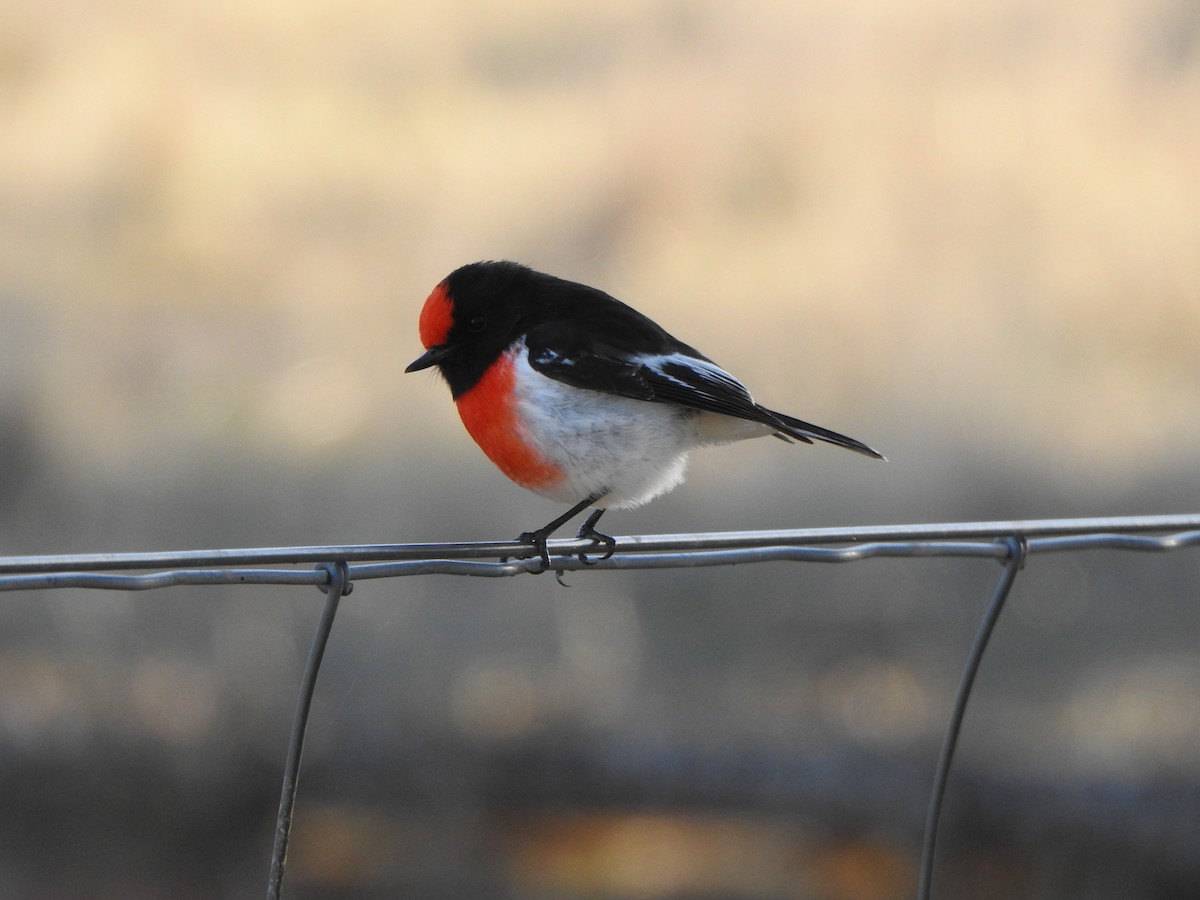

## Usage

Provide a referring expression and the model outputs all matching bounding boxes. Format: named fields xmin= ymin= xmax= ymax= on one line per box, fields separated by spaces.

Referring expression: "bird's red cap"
xmin=418 ymin=281 xmax=454 ymax=349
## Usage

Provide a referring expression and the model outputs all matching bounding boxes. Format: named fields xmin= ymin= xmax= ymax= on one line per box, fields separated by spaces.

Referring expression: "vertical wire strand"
xmin=918 ymin=536 xmax=1026 ymax=900
xmin=267 ymin=561 xmax=350 ymax=900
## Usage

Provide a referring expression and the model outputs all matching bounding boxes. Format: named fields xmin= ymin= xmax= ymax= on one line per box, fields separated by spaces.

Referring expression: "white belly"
xmin=511 ymin=351 xmax=698 ymax=508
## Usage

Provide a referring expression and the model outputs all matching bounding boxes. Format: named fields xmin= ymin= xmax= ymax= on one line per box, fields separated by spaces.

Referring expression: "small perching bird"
xmin=406 ymin=261 xmax=884 ymax=569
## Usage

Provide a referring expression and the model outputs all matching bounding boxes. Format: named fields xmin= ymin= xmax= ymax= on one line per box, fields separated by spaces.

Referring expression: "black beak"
xmin=405 ymin=344 xmax=455 ymax=373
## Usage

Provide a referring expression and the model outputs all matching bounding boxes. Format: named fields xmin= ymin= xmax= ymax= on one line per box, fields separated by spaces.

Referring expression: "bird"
xmin=406 ymin=261 xmax=884 ymax=572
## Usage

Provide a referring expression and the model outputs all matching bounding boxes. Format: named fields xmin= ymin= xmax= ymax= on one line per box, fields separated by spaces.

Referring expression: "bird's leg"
xmin=575 ymin=508 xmax=615 ymax=565
xmin=517 ymin=493 xmax=604 ymax=572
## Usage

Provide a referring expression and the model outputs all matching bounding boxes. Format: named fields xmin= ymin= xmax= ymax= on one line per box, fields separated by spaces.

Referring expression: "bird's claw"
xmin=514 ymin=531 xmax=571 ymax=585
xmin=512 ymin=497 xmax=610 ymax=583
xmin=516 ymin=529 xmax=554 ymax=573
xmin=576 ymin=523 xmax=616 ymax=566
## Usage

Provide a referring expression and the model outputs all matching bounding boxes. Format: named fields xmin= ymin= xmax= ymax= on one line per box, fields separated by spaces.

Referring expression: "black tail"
xmin=763 ymin=407 xmax=886 ymax=460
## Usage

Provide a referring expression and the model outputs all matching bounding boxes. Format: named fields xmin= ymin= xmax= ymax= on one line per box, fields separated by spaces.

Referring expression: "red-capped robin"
xmin=407 ymin=261 xmax=883 ymax=570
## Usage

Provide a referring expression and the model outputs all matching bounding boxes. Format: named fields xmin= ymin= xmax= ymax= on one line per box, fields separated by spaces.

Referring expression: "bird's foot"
xmin=513 ymin=529 xmax=575 ymax=585
xmin=510 ymin=494 xmax=608 ymax=584
xmin=575 ymin=513 xmax=616 ymax=566
xmin=516 ymin=528 xmax=553 ymax=573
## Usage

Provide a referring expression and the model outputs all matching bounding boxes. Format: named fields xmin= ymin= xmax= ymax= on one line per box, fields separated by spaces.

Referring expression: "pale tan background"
xmin=3 ymin=0 xmax=1197 ymax=488
xmin=0 ymin=2 xmax=1197 ymax=898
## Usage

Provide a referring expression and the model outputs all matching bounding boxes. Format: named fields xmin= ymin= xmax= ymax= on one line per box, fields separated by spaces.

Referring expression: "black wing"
xmin=525 ymin=320 xmax=884 ymax=459
xmin=526 ymin=323 xmax=758 ymax=417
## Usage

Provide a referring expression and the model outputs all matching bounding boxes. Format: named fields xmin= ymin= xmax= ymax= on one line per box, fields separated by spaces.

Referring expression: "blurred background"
xmin=1 ymin=0 xmax=1198 ymax=897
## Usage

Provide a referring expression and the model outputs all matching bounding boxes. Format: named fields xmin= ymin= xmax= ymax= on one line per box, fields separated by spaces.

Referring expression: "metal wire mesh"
xmin=2 ymin=513 xmax=1198 ymax=591
xmin=2 ymin=512 xmax=1197 ymax=900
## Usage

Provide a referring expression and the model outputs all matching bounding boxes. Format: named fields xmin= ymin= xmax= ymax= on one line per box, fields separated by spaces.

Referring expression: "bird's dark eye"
xmin=467 ymin=315 xmax=486 ymax=333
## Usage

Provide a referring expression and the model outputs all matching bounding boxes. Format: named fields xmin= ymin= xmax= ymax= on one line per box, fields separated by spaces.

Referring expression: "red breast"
xmin=454 ymin=348 xmax=566 ymax=492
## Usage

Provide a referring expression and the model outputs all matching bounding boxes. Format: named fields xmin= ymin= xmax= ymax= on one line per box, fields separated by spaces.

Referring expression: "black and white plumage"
xmin=406 ymin=260 xmax=884 ymax=557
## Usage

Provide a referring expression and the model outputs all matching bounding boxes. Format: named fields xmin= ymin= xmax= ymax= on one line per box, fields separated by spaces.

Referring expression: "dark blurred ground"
xmin=0 ymin=442 xmax=1197 ymax=898
xmin=1 ymin=0 xmax=1198 ymax=897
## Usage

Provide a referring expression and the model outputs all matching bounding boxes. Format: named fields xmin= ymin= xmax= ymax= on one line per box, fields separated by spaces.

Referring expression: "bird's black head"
xmin=405 ymin=261 xmax=541 ymax=398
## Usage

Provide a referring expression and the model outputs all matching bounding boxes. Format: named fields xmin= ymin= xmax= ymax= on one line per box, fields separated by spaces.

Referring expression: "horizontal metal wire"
xmin=0 ymin=514 xmax=1197 ymax=592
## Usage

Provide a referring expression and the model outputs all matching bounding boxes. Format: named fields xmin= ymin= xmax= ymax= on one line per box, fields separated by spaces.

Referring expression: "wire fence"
xmin=3 ymin=512 xmax=1198 ymax=899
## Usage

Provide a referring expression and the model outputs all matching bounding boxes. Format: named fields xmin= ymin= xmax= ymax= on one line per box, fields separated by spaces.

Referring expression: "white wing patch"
xmin=635 ymin=352 xmax=755 ymax=399
xmin=531 ymin=346 xmax=575 ymax=367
